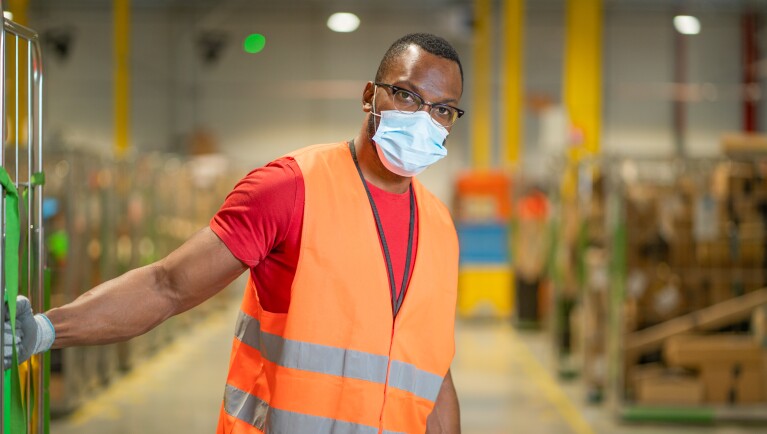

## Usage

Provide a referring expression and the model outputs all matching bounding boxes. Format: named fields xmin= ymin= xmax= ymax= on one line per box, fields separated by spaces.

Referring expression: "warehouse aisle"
xmin=50 ymin=303 xmax=235 ymax=434
xmin=50 ymin=303 xmax=760 ymax=434
xmin=453 ymin=322 xmax=575 ymax=433
xmin=453 ymin=321 xmax=758 ymax=434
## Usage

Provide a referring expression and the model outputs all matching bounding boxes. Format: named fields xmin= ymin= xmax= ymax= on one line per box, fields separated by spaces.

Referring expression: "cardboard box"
xmin=763 ymin=350 xmax=767 ymax=402
xmin=695 ymin=270 xmax=737 ymax=305
xmin=696 ymin=240 xmax=731 ymax=268
xmin=628 ymin=363 xmax=665 ymax=389
xmin=664 ymin=334 xmax=766 ymax=403
xmin=700 ymin=363 xmax=764 ymax=404
xmin=633 ymin=367 xmax=704 ymax=406
xmin=639 ymin=270 xmax=685 ymax=325
xmin=711 ymin=279 xmax=738 ymax=305
xmin=753 ymin=306 xmax=767 ymax=349
xmin=686 ymin=270 xmax=708 ymax=307
xmin=736 ymin=219 xmax=765 ymax=268
xmin=669 ymin=234 xmax=695 ymax=268
xmin=743 ymin=269 xmax=767 ymax=293
xmin=665 ymin=334 xmax=763 ymax=368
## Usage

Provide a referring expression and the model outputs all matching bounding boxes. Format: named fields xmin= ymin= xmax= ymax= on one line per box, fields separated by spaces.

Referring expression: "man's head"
xmin=359 ymin=33 xmax=463 ymax=180
xmin=375 ymin=33 xmax=463 ymax=91
xmin=363 ymin=33 xmax=464 ymax=133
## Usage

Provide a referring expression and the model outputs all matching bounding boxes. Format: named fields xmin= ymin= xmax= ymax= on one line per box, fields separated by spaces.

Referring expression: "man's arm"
xmin=46 ymin=227 xmax=247 ymax=348
xmin=426 ymin=369 xmax=460 ymax=434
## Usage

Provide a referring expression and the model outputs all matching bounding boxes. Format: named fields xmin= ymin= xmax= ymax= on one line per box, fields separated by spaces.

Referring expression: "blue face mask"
xmin=372 ymin=109 xmax=449 ymax=177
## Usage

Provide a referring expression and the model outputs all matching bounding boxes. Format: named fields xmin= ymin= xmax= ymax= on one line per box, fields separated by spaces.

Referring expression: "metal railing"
xmin=0 ymin=0 xmax=46 ymax=432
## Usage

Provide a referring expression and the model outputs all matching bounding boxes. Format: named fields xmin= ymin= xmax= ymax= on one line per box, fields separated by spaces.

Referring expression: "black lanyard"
xmin=349 ymin=140 xmax=415 ymax=317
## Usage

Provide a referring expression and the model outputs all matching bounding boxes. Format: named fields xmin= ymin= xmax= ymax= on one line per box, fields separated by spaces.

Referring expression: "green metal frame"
xmin=0 ymin=3 xmax=47 ymax=432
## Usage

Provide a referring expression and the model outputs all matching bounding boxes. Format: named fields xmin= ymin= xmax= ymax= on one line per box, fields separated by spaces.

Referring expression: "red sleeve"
xmin=210 ymin=157 xmax=302 ymax=268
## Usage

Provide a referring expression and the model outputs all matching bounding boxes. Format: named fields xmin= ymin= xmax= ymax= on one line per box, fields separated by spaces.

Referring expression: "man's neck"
xmin=353 ymin=133 xmax=411 ymax=194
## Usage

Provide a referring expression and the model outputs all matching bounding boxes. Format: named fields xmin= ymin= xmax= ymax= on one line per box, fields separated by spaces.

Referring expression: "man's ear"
xmin=362 ymin=81 xmax=375 ymax=113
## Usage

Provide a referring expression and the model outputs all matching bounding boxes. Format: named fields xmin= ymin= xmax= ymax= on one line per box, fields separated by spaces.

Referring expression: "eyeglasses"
xmin=374 ymin=82 xmax=465 ymax=127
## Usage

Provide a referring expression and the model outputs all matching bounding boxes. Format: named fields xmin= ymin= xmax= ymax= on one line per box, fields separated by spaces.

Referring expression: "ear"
xmin=362 ymin=81 xmax=375 ymax=113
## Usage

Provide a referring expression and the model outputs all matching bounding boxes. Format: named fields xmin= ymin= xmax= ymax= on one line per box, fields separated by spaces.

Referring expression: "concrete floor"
xmin=50 ymin=302 xmax=766 ymax=434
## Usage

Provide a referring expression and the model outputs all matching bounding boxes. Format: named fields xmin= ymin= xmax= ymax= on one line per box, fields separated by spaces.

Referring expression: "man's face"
xmin=366 ymin=45 xmax=463 ymax=137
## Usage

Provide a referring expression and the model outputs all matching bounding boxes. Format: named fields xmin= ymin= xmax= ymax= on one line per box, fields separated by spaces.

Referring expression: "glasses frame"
xmin=374 ymin=82 xmax=465 ymax=127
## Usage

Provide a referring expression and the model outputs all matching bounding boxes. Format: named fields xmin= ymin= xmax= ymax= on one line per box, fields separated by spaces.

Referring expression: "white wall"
xmin=34 ymin=3 xmax=474 ymax=203
xmin=602 ymin=7 xmax=745 ymax=157
xmin=520 ymin=3 xmax=565 ymax=181
xmin=30 ymin=1 xmax=765 ymax=201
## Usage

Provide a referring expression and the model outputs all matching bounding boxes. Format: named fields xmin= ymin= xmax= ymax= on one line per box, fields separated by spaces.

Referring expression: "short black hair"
xmin=375 ymin=33 xmax=463 ymax=87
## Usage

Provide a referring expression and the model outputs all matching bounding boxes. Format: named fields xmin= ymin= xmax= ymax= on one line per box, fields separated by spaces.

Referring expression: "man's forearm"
xmin=46 ymin=263 xmax=176 ymax=348
xmin=45 ymin=227 xmax=247 ymax=350
xmin=426 ymin=369 xmax=460 ymax=433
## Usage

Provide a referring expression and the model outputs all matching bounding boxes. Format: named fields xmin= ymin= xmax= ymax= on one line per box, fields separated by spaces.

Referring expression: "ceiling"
xmin=28 ymin=0 xmax=767 ymax=13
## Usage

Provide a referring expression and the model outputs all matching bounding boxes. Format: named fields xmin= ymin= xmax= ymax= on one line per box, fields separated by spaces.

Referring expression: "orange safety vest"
xmin=217 ymin=142 xmax=459 ymax=434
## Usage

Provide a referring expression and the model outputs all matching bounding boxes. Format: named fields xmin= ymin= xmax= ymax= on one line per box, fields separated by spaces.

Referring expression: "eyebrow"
xmin=393 ymin=80 xmax=459 ymax=105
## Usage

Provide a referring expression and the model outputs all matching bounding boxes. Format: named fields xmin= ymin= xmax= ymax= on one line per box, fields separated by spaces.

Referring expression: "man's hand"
xmin=3 ymin=296 xmax=55 ymax=369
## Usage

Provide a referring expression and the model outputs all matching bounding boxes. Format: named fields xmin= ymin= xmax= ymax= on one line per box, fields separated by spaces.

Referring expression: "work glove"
xmin=3 ymin=296 xmax=55 ymax=370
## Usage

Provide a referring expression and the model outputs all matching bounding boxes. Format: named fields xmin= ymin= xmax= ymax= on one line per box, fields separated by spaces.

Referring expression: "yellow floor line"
xmin=509 ymin=327 xmax=597 ymax=434
xmin=66 ymin=306 xmax=234 ymax=426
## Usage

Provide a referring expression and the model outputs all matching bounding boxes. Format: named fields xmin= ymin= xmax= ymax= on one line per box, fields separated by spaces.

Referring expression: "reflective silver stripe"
xmin=224 ymin=384 xmax=406 ymax=434
xmin=236 ymin=311 xmax=389 ymax=384
xmin=268 ymin=407 xmax=379 ymax=434
xmin=388 ymin=360 xmax=444 ymax=402
xmin=224 ymin=384 xmax=269 ymax=431
xmin=235 ymin=311 xmax=442 ymax=402
xmin=282 ymin=339 xmax=389 ymax=383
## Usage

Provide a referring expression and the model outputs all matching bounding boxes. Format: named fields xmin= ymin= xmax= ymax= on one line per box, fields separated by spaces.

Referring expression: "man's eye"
xmin=394 ymin=90 xmax=416 ymax=103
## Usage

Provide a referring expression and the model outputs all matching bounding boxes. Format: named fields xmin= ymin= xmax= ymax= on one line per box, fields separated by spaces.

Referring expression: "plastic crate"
xmin=458 ymin=266 xmax=514 ymax=318
xmin=457 ymin=223 xmax=510 ymax=265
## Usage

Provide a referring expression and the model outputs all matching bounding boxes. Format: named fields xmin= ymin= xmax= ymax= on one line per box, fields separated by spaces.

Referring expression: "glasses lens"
xmin=430 ymin=105 xmax=458 ymax=127
xmin=391 ymin=88 xmax=422 ymax=113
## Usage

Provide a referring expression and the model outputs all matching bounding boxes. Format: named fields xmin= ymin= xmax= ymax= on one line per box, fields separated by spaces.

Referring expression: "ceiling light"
xmin=327 ymin=12 xmax=360 ymax=33
xmin=674 ymin=15 xmax=700 ymax=35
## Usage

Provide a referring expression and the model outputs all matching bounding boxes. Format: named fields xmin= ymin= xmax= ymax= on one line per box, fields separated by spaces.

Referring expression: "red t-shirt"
xmin=210 ymin=156 xmax=419 ymax=313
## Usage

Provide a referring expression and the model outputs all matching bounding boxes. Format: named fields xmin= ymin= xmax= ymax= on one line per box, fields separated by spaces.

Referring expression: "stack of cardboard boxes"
xmin=623 ymin=162 xmax=767 ymax=331
xmin=634 ymin=335 xmax=765 ymax=405
xmin=620 ymin=158 xmax=767 ymax=407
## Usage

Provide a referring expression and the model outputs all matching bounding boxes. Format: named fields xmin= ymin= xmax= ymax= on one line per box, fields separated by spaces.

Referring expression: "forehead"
xmin=381 ymin=45 xmax=462 ymax=102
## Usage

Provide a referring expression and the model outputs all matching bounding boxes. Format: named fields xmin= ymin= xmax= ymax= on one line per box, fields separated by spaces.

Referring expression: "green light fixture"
xmin=243 ymin=33 xmax=266 ymax=54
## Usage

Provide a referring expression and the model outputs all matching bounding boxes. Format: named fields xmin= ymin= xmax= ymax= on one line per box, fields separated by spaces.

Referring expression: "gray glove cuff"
xmin=32 ymin=314 xmax=55 ymax=355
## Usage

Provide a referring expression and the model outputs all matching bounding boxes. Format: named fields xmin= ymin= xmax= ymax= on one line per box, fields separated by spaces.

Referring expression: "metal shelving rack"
xmin=0 ymin=1 xmax=47 ymax=432
xmin=549 ymin=154 xmax=767 ymax=423
xmin=600 ymin=156 xmax=767 ymax=423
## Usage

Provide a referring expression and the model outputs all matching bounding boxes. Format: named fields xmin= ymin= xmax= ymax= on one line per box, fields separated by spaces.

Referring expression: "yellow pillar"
xmin=6 ymin=0 xmax=30 ymax=145
xmin=563 ymin=0 xmax=602 ymax=157
xmin=114 ymin=0 xmax=131 ymax=158
xmin=5 ymin=1 xmax=29 ymax=27
xmin=502 ymin=0 xmax=524 ymax=166
xmin=471 ymin=0 xmax=493 ymax=169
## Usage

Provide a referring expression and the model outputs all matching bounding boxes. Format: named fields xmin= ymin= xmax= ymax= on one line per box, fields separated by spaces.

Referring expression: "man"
xmin=5 ymin=33 xmax=463 ymax=434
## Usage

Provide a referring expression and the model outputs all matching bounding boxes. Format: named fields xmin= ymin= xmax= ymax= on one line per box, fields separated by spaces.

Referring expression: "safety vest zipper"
xmin=378 ymin=316 xmax=398 ymax=433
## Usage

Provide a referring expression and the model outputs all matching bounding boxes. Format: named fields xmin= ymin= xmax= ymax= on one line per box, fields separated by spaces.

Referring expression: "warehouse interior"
xmin=1 ymin=0 xmax=767 ymax=433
